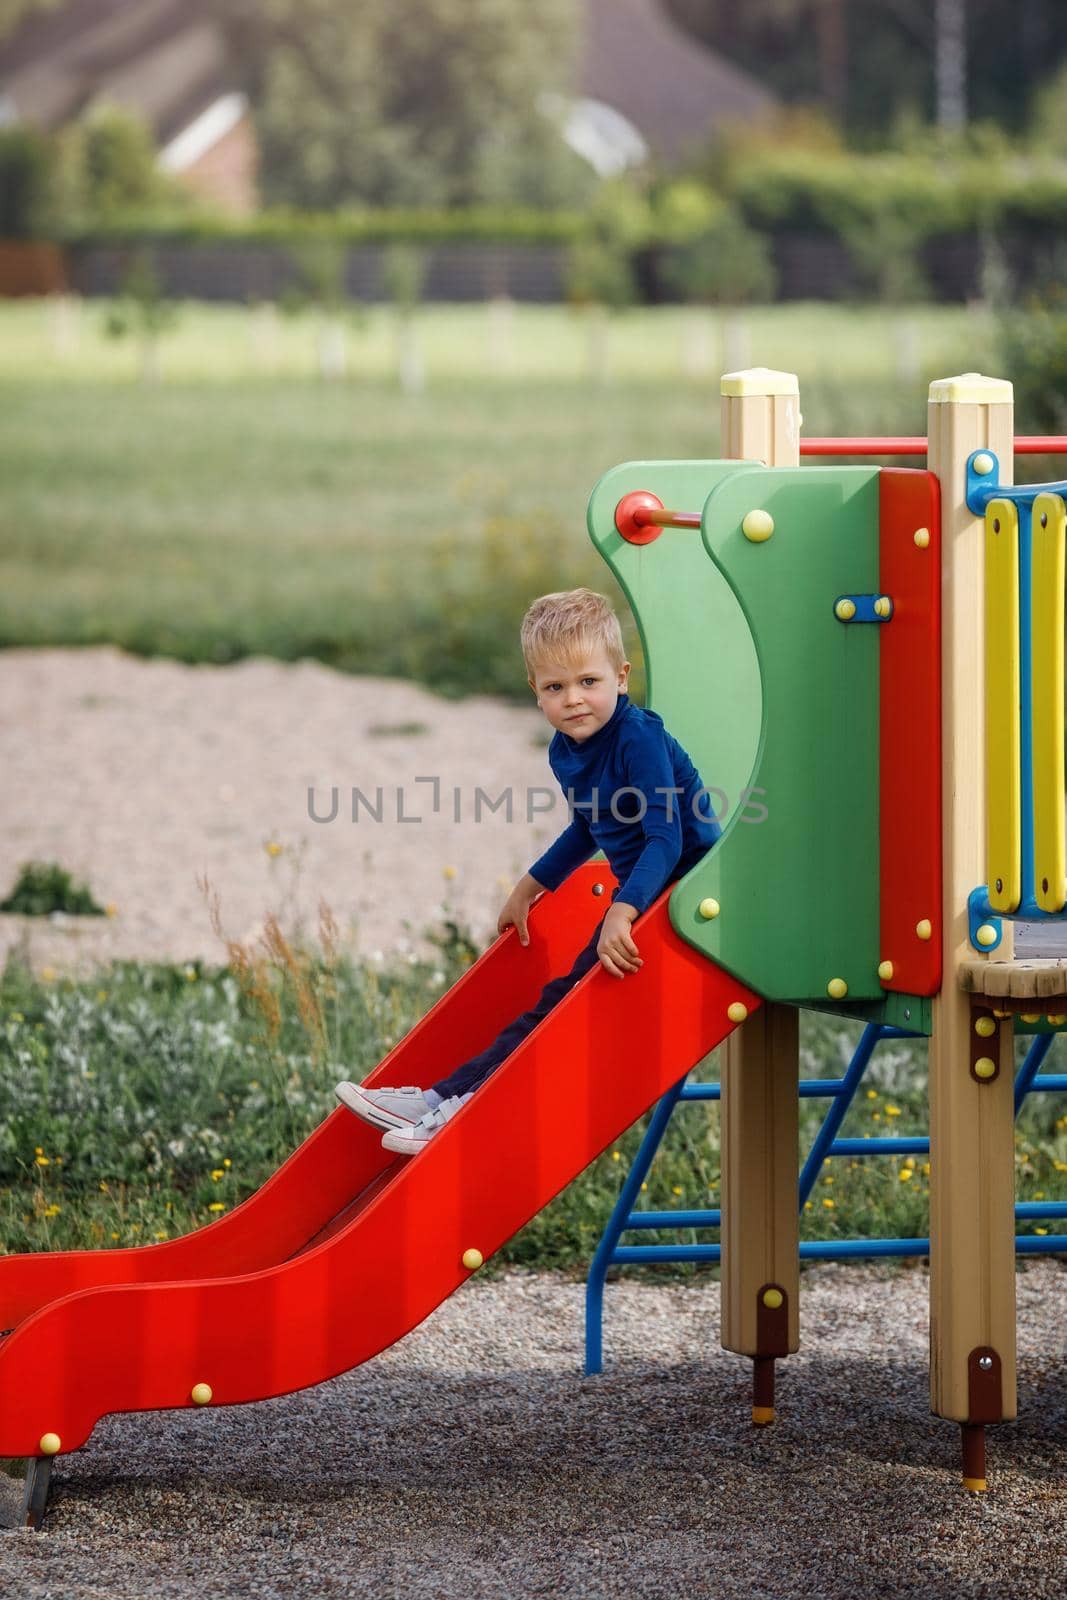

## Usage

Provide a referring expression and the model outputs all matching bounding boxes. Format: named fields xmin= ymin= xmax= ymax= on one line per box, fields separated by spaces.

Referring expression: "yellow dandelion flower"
xmin=154 ymin=1231 xmax=167 ymax=1241
xmin=822 ymin=1175 xmax=834 ymax=1186
xmin=922 ymin=1162 xmax=931 ymax=1176
xmin=671 ymin=1185 xmax=683 ymax=1197
xmin=210 ymin=1169 xmax=224 ymax=1182
xmin=1034 ymin=1191 xmax=1045 ymax=1201
xmin=223 ymin=1158 xmax=232 ymax=1168
xmin=885 ymin=1105 xmax=902 ymax=1118
xmin=1053 ymin=1160 xmax=1067 ymax=1173
xmin=640 ymin=1182 xmax=648 ymax=1192
xmin=871 ymin=1112 xmax=881 ymax=1121
xmin=899 ymin=1168 xmax=914 ymax=1182
xmin=822 ymin=1198 xmax=835 ymax=1210
xmin=34 ymin=1155 xmax=50 ymax=1167
xmin=1035 ymin=1228 xmax=1049 ymax=1236
xmin=105 ymin=903 xmax=118 ymax=917
xmin=866 ymin=1089 xmax=878 ymax=1100
xmin=804 ymin=1201 xmax=813 ymax=1211
xmin=823 ymin=1157 xmax=832 ymax=1167
xmin=265 ymin=841 xmax=283 ymax=858
xmin=443 ymin=865 xmax=457 ymax=881
xmin=207 ymin=1202 xmax=226 ymax=1213
xmin=43 ymin=1204 xmax=60 ymax=1217
xmin=611 ymin=1151 xmax=621 ymax=1161
xmin=96 ymin=990 xmax=108 ymax=1002
xmin=34 ymin=1146 xmax=43 ymax=1156
xmin=40 ymin=967 xmax=56 ymax=982
xmin=110 ymin=1231 xmax=120 ymax=1239
xmin=99 ymin=1181 xmax=109 ymax=1192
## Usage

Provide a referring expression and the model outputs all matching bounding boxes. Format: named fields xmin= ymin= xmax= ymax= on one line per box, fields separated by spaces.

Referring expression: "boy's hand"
xmin=597 ymin=902 xmax=642 ymax=978
xmin=497 ymin=873 xmax=544 ymax=947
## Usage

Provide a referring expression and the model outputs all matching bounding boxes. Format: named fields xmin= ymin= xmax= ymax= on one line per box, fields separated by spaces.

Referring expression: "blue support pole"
xmin=798 ymin=1023 xmax=888 ymax=1205
xmin=1013 ymin=1030 xmax=1057 ymax=1114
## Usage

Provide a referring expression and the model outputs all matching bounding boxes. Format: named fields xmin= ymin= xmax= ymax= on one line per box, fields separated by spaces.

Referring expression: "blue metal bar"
xmin=678 ymin=1083 xmax=719 ymax=1101
xmin=798 ymin=1022 xmax=888 ymax=1204
xmin=622 ymin=1209 xmax=721 ymax=1229
xmin=800 ymin=1237 xmax=930 ymax=1259
xmin=1028 ymin=1072 xmax=1067 ymax=1092
xmin=1015 ymin=1202 xmax=1067 ymax=1219
xmin=584 ymin=1074 xmax=688 ymax=1374
xmin=679 ymin=1078 xmax=858 ymax=1101
xmin=1013 ymin=1030 xmax=1057 ymax=1114
xmin=614 ymin=1243 xmax=721 ymax=1264
xmin=1016 ymin=1234 xmax=1067 ymax=1253
xmin=830 ymin=1136 xmax=929 ymax=1157
xmin=609 ymin=1230 xmax=1067 ymax=1269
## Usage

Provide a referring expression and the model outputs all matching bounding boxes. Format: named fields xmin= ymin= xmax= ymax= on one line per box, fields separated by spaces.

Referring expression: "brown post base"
xmin=752 ymin=1355 xmax=775 ymax=1426
xmin=961 ymin=1423 xmax=987 ymax=1493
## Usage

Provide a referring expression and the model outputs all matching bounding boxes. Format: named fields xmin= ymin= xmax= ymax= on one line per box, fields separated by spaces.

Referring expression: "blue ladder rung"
xmin=829 ymin=1136 xmax=929 ymax=1156
xmin=622 ymin=1208 xmax=720 ymax=1229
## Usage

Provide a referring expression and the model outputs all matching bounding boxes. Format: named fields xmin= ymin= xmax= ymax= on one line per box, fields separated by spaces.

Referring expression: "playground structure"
xmin=0 ymin=367 xmax=1064 ymax=1526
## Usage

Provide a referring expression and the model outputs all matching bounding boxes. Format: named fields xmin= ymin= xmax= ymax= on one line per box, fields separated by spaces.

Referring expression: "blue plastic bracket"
xmin=968 ymin=885 xmax=1003 ymax=954
xmin=833 ymin=594 xmax=893 ymax=624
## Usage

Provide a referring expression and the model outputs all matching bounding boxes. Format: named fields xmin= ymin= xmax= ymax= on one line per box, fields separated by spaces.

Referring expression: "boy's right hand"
xmin=497 ymin=873 xmax=544 ymax=947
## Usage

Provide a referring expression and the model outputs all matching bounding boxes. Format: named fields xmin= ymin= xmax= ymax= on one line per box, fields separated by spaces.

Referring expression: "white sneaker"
xmin=335 ymin=1082 xmax=434 ymax=1130
xmin=380 ymin=1094 xmax=472 ymax=1155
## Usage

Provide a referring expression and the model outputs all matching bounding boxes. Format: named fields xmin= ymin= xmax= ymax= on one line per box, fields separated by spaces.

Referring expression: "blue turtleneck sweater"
xmin=529 ymin=694 xmax=721 ymax=915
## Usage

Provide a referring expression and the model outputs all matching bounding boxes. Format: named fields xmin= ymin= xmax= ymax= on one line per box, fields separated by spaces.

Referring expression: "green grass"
xmin=0 ymin=928 xmax=1063 ymax=1271
xmin=0 ymin=299 xmax=994 ymax=697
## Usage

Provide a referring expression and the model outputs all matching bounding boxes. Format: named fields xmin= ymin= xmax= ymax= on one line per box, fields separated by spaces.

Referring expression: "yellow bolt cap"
xmin=827 ymin=978 xmax=848 ymax=999
xmin=974 ymin=1015 xmax=996 ymax=1037
xmin=1046 ymin=1013 xmax=1066 ymax=1025
xmin=915 ymin=919 xmax=932 ymax=941
xmin=38 ymin=1433 xmax=61 ymax=1456
xmin=974 ymin=1057 xmax=997 ymax=1080
xmin=877 ymin=960 xmax=894 ymax=982
xmin=462 ymin=1248 xmax=484 ymax=1271
xmin=1020 ymin=1013 xmax=1040 ymax=1024
xmin=727 ymin=1001 xmax=748 ymax=1024
xmin=972 ymin=452 xmax=995 ymax=476
xmin=834 ymin=598 xmax=856 ymax=621
xmin=698 ymin=897 xmax=720 ymax=920
xmin=191 ymin=1383 xmax=213 ymax=1406
xmin=761 ymin=1287 xmax=784 ymax=1310
xmin=975 ymin=923 xmax=998 ymax=947
xmin=742 ymin=509 xmax=774 ymax=542
xmin=874 ymin=596 xmax=891 ymax=617
xmin=992 ymin=1008 xmax=1011 ymax=1019
xmin=914 ymin=527 xmax=930 ymax=548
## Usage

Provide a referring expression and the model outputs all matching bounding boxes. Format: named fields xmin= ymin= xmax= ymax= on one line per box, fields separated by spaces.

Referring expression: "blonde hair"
xmin=521 ymin=588 xmax=626 ymax=677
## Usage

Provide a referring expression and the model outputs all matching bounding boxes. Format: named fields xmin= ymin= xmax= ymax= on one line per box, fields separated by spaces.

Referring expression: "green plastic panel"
xmin=588 ymin=460 xmax=764 ymax=821
xmin=673 ymin=465 xmax=881 ymax=1002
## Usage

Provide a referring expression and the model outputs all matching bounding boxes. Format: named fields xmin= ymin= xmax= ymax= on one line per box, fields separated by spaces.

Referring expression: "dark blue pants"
xmin=432 ymin=916 xmax=606 ymax=1101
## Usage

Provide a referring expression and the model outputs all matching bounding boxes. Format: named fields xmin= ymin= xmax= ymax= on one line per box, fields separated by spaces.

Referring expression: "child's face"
xmin=528 ymin=650 xmax=630 ymax=742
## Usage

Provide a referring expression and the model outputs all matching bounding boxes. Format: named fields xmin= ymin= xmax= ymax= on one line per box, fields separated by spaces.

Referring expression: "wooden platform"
xmin=959 ymin=956 xmax=1067 ymax=1009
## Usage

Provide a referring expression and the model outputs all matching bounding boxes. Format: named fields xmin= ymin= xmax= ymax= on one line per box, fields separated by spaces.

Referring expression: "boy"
xmin=335 ymin=587 xmax=721 ymax=1154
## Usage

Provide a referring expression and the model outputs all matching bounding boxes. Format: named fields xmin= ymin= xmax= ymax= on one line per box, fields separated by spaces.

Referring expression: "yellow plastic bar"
xmin=985 ymin=498 xmax=1021 ymax=913
xmin=1031 ymin=492 xmax=1066 ymax=912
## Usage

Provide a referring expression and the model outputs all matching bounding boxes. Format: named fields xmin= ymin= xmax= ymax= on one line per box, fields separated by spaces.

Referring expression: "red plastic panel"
xmin=0 ymin=866 xmax=758 ymax=1456
xmin=878 ymin=469 xmax=942 ymax=995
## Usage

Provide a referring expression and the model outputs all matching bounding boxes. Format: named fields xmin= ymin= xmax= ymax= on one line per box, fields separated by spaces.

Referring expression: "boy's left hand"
xmin=597 ymin=902 xmax=642 ymax=978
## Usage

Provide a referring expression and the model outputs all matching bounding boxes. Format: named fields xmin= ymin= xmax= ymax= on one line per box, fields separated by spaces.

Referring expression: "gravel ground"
xmin=0 ymin=1264 xmax=1063 ymax=1599
xmin=1 ymin=647 xmax=554 ymax=975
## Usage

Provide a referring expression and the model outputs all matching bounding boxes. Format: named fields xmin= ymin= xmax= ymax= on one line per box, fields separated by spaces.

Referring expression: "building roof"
xmin=1 ymin=0 xmax=776 ymax=167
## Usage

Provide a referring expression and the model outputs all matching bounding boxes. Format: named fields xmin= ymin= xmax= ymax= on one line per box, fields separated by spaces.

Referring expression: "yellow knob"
xmin=915 ymin=919 xmax=932 ymax=941
xmin=742 ymin=509 xmax=774 ymax=542
xmin=1046 ymin=1013 xmax=1066 ymax=1026
xmin=974 ymin=1057 xmax=997 ymax=1080
xmin=462 ymin=1248 xmax=484 ymax=1271
xmin=913 ymin=527 xmax=930 ymax=548
xmin=698 ymin=897 xmax=720 ymax=920
xmin=827 ymin=978 xmax=848 ymax=999
xmin=874 ymin=596 xmax=891 ymax=618
xmin=761 ymin=1287 xmax=784 ymax=1310
xmin=38 ymin=1433 xmax=61 ymax=1456
xmin=834 ymin=598 xmax=856 ymax=621
xmin=727 ymin=1001 xmax=748 ymax=1024
xmin=975 ymin=923 xmax=998 ymax=948
xmin=1020 ymin=1013 xmax=1040 ymax=1024
xmin=972 ymin=452 xmax=995 ymax=476
xmin=877 ymin=960 xmax=894 ymax=982
xmin=974 ymin=1015 xmax=996 ymax=1038
xmin=191 ymin=1383 xmax=213 ymax=1406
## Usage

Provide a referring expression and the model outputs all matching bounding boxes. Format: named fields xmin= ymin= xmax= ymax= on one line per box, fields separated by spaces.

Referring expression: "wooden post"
xmin=719 ymin=368 xmax=801 ymax=1421
xmin=927 ymin=373 xmax=1017 ymax=1491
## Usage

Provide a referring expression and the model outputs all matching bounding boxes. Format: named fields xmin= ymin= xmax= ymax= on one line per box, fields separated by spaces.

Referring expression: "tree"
xmin=224 ymin=0 xmax=591 ymax=209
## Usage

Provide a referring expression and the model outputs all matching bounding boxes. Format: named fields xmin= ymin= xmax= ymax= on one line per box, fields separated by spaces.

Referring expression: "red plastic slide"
xmin=0 ymin=865 xmax=758 ymax=1458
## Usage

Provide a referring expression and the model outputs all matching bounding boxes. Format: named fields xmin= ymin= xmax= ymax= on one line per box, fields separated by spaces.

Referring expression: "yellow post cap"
xmin=834 ymin=599 xmax=856 ymax=621
xmin=751 ymin=1406 xmax=775 ymax=1426
xmin=721 ymin=367 xmax=799 ymax=397
xmin=877 ymin=960 xmax=894 ymax=982
xmin=974 ymin=1057 xmax=997 ymax=1079
xmin=191 ymin=1382 xmax=213 ymax=1406
xmin=742 ymin=509 xmax=774 ymax=542
xmin=727 ymin=1001 xmax=749 ymax=1024
xmin=698 ymin=897 xmax=720 ymax=920
xmin=915 ymin=919 xmax=932 ymax=941
xmin=974 ymin=1015 xmax=996 ymax=1037
xmin=761 ymin=1287 xmax=784 ymax=1310
xmin=914 ymin=527 xmax=930 ymax=548
xmin=827 ymin=978 xmax=848 ymax=999
xmin=462 ymin=1248 xmax=484 ymax=1271
xmin=928 ymin=373 xmax=1014 ymax=405
xmin=38 ymin=1433 xmax=61 ymax=1456
xmin=975 ymin=923 xmax=998 ymax=948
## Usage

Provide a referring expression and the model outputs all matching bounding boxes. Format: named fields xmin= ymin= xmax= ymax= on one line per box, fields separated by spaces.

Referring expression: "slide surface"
xmin=0 ymin=866 xmax=758 ymax=1456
